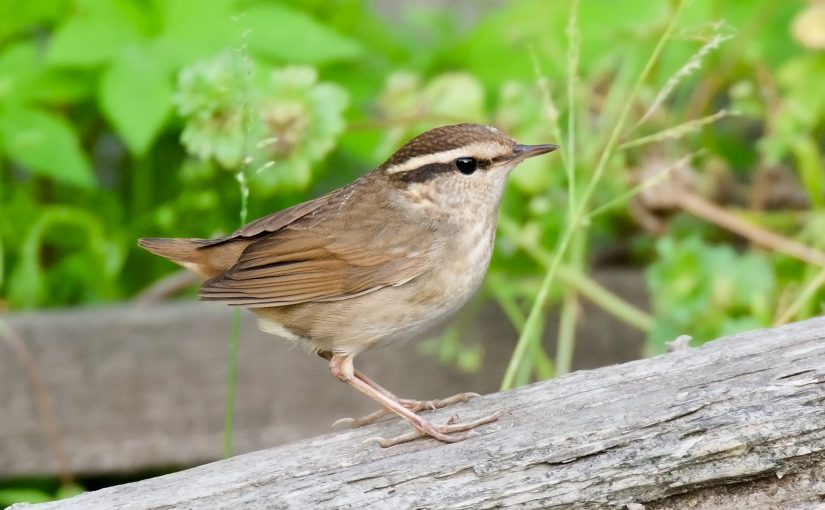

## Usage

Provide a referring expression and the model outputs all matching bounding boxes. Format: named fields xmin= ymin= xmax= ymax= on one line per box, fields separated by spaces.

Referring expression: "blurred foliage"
xmin=2 ymin=0 xmax=825 ymax=502
xmin=0 ymin=480 xmax=83 ymax=506
xmin=1 ymin=0 xmax=824 ymax=366
xmin=647 ymin=235 xmax=775 ymax=350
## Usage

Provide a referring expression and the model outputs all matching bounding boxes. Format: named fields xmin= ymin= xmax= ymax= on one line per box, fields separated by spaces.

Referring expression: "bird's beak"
xmin=509 ymin=143 xmax=560 ymax=162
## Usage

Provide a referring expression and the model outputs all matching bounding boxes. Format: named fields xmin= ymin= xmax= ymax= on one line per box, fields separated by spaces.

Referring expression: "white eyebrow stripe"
xmin=384 ymin=142 xmax=504 ymax=175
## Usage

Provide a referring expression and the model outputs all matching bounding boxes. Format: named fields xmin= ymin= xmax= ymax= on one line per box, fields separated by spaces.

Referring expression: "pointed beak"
xmin=510 ymin=143 xmax=560 ymax=162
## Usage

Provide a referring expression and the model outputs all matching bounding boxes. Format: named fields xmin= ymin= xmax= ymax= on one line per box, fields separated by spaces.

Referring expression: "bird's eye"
xmin=455 ymin=157 xmax=478 ymax=175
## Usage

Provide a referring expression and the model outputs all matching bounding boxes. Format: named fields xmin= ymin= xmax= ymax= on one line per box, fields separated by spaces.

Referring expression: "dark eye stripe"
xmin=394 ymin=158 xmax=494 ymax=183
xmin=396 ymin=162 xmax=454 ymax=183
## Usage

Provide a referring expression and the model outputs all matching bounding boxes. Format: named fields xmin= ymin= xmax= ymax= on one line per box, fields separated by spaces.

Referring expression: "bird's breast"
xmin=414 ymin=217 xmax=497 ymax=310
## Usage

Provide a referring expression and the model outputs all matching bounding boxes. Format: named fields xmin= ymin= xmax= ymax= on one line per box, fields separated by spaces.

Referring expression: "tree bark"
xmin=10 ymin=318 xmax=825 ymax=510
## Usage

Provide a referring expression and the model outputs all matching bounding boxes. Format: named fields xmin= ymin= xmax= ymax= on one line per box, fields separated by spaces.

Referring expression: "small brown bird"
xmin=140 ymin=123 xmax=557 ymax=447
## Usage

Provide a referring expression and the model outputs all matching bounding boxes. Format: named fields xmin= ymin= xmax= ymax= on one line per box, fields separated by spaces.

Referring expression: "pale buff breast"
xmin=254 ymin=218 xmax=497 ymax=356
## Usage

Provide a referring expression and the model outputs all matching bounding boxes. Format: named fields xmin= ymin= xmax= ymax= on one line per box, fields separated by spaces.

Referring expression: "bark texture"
xmin=11 ymin=317 xmax=825 ymax=509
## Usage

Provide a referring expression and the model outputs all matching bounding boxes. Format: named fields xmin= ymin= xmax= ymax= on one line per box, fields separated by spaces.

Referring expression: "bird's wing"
xmin=195 ymin=191 xmax=340 ymax=247
xmin=198 ymin=210 xmax=430 ymax=307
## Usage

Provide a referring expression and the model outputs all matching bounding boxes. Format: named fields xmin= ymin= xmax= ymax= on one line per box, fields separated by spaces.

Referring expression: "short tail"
xmin=139 ymin=237 xmax=241 ymax=279
xmin=138 ymin=237 xmax=202 ymax=260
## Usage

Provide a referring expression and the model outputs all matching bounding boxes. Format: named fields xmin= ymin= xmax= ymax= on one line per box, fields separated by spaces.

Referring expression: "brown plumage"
xmin=138 ymin=237 xmax=251 ymax=279
xmin=139 ymin=123 xmax=558 ymax=447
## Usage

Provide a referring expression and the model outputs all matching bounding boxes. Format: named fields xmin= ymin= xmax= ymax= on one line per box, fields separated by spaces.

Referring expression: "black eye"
xmin=455 ymin=157 xmax=478 ymax=175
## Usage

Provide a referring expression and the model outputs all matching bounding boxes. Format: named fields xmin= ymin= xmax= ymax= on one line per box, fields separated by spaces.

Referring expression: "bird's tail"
xmin=138 ymin=237 xmax=244 ymax=279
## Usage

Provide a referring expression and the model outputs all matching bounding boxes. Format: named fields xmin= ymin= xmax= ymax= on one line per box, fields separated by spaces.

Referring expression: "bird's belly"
xmin=254 ymin=223 xmax=496 ymax=355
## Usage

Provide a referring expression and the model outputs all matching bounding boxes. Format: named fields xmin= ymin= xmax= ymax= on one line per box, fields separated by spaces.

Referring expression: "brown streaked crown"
xmin=380 ymin=123 xmax=516 ymax=173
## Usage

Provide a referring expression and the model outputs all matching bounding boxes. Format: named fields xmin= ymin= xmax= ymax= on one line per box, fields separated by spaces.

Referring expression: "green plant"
xmin=1 ymin=0 xmax=821 ymax=361
xmin=0 ymin=2 xmax=823 ymax=487
xmin=0 ymin=481 xmax=83 ymax=507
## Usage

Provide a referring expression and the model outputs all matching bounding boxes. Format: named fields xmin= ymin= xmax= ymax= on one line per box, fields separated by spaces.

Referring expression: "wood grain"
xmin=12 ymin=317 xmax=825 ymax=509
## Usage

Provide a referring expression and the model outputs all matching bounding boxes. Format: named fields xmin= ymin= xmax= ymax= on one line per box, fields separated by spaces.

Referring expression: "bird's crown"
xmin=380 ymin=123 xmax=517 ymax=181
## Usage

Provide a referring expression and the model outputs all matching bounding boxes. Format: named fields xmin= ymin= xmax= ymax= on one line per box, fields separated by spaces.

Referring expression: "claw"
xmin=363 ymin=436 xmax=390 ymax=446
xmin=438 ymin=412 xmax=500 ymax=434
xmin=326 ymin=354 xmax=496 ymax=448
xmin=363 ymin=412 xmax=500 ymax=448
xmin=331 ymin=417 xmax=356 ymax=429
xmin=333 ymin=392 xmax=485 ymax=430
xmin=332 ymin=408 xmax=392 ymax=429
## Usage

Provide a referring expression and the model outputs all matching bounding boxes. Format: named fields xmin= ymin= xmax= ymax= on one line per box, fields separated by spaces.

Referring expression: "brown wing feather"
xmin=195 ymin=187 xmax=345 ymax=248
xmin=198 ymin=182 xmax=429 ymax=307
xmin=199 ymin=230 xmax=425 ymax=306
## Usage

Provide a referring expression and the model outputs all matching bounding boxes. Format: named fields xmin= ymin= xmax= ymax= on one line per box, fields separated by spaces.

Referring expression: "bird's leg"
xmin=321 ymin=350 xmax=404 ymax=428
xmin=327 ymin=353 xmax=499 ymax=447
xmin=355 ymin=368 xmax=481 ymax=412
xmin=318 ymin=350 xmax=484 ymax=429
xmin=318 ymin=350 xmax=402 ymax=403
xmin=334 ymin=383 xmax=481 ymax=428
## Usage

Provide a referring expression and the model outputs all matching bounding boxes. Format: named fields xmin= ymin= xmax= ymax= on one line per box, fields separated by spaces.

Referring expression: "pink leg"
xmin=328 ymin=353 xmax=499 ymax=447
xmin=319 ymin=350 xmax=483 ymax=429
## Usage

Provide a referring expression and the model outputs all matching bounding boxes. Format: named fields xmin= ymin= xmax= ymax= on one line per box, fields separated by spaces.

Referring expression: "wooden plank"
xmin=12 ymin=317 xmax=825 ymax=509
xmin=0 ymin=269 xmax=648 ymax=477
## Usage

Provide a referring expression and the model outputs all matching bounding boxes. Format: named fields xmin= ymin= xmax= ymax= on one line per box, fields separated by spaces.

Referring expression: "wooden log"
xmin=0 ymin=269 xmax=647 ymax=477
xmin=12 ymin=317 xmax=825 ymax=509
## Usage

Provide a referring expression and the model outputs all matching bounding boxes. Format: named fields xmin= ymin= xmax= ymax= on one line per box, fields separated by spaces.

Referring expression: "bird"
xmin=139 ymin=123 xmax=558 ymax=447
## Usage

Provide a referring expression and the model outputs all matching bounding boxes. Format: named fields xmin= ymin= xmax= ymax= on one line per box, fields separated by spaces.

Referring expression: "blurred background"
xmin=1 ymin=0 xmax=824 ymax=504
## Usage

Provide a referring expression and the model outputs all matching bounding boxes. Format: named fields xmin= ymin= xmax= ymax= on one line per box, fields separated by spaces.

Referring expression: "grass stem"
xmin=555 ymin=232 xmax=585 ymax=376
xmin=224 ymin=20 xmax=254 ymax=458
xmin=501 ymin=0 xmax=685 ymax=390
xmin=499 ymin=217 xmax=653 ymax=335
xmin=223 ymin=309 xmax=241 ymax=458
xmin=774 ymin=267 xmax=825 ymax=325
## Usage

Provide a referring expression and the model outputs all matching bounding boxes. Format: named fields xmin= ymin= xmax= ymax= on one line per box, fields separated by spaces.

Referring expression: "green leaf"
xmin=646 ymin=236 xmax=776 ymax=350
xmin=242 ymin=4 xmax=363 ymax=64
xmin=0 ymin=42 xmax=42 ymax=103
xmin=32 ymin=68 xmax=95 ymax=104
xmin=777 ymin=56 xmax=825 ymax=129
xmin=47 ymin=0 xmax=146 ymax=67
xmin=0 ymin=221 xmax=5 ymax=291
xmin=0 ymin=41 xmax=93 ymax=105
xmin=0 ymin=488 xmax=53 ymax=507
xmin=791 ymin=135 xmax=825 ymax=209
xmin=7 ymin=206 xmax=120 ymax=308
xmin=0 ymin=0 xmax=69 ymax=43
xmin=100 ymin=46 xmax=173 ymax=155
xmin=151 ymin=0 xmax=235 ymax=67
xmin=0 ymin=107 xmax=94 ymax=187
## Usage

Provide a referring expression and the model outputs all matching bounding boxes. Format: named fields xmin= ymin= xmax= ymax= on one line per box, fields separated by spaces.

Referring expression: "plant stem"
xmin=224 ymin=19 xmax=255 ymax=456
xmin=555 ymin=1 xmax=581 ymax=378
xmin=501 ymin=0 xmax=685 ymax=390
xmin=499 ymin=218 xmax=652 ymax=331
xmin=224 ymin=309 xmax=241 ymax=458
xmin=493 ymin=288 xmax=526 ymax=331
xmin=565 ymin=0 xmax=579 ymax=220
xmin=678 ymin=192 xmax=825 ymax=269
xmin=774 ymin=267 xmax=825 ymax=325
xmin=555 ymin=234 xmax=584 ymax=376
xmin=224 ymin=172 xmax=250 ymax=459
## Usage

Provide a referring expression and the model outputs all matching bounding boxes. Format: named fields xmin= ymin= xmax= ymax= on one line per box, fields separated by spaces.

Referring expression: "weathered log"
xmin=0 ymin=269 xmax=646 ymax=478
xmin=12 ymin=317 xmax=825 ymax=509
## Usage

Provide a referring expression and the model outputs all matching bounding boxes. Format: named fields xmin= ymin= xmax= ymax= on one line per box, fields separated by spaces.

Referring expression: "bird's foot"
xmin=364 ymin=411 xmax=501 ymax=448
xmin=332 ymin=392 xmax=481 ymax=429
